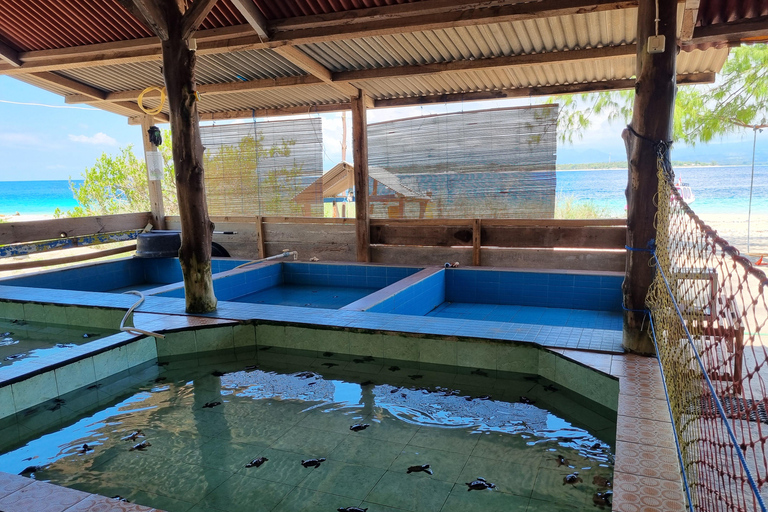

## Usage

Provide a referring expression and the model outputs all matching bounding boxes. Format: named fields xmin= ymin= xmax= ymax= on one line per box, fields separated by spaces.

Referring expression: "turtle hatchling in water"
xmin=593 ymin=490 xmax=613 ymax=509
xmin=349 ymin=423 xmax=370 ymax=432
xmin=203 ymin=401 xmax=222 ymax=409
xmin=466 ymin=477 xmax=496 ymax=491
xmin=593 ymin=475 xmax=612 ymax=489
xmin=555 ymin=455 xmax=569 ymax=467
xmin=406 ymin=464 xmax=433 ymax=475
xmin=301 ymin=458 xmax=326 ymax=468
xmin=338 ymin=508 xmax=368 ymax=512
xmin=245 ymin=457 xmax=268 ymax=468
xmin=563 ymin=472 xmax=583 ymax=486
xmin=129 ymin=440 xmax=151 ymax=452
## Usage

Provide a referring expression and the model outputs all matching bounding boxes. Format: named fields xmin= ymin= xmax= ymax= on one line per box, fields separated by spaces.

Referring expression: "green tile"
xmin=391 ymin=444 xmax=469 ymax=483
xmin=329 ymin=436 xmax=407 ymax=470
xmin=383 ymin=335 xmax=419 ymax=362
xmin=529 ymin=467 xmax=591 ymax=508
xmin=356 ymin=414 xmax=420 ymax=444
xmin=456 ymin=456 xmax=536 ymax=498
xmin=297 ymin=406 xmax=367 ymax=435
xmin=92 ymin=345 xmax=130 ymax=381
xmin=554 ymin=358 xmax=618 ymax=409
xmin=284 ymin=326 xmax=315 ymax=351
xmin=349 ymin=332 xmax=387 ymax=359
xmin=298 ymin=459 xmax=386 ymax=500
xmin=196 ymin=326 xmax=235 ymax=352
xmin=419 ymin=338 xmax=457 ymax=366
xmin=125 ymin=336 xmax=158 ymax=367
xmin=129 ymin=489 xmax=197 ymax=512
xmin=311 ymin=328 xmax=350 ymax=355
xmin=456 ymin=341 xmax=497 ymax=370
xmin=527 ymin=498 xmax=595 ymax=511
xmin=537 ymin=350 xmax=557 ymax=382
xmin=0 ymin=301 xmax=24 ymax=321
xmin=257 ymin=324 xmax=287 ymax=348
xmin=472 ymin=433 xmax=546 ymax=466
xmin=441 ymin=486 xmax=529 ymax=512
xmin=496 ymin=344 xmax=539 ymax=374
xmin=185 ymin=438 xmax=269 ymax=473
xmin=157 ymin=330 xmax=197 ymax=357
xmin=43 ymin=304 xmax=69 ymax=325
xmin=54 ymin=357 xmax=97 ymax=395
xmin=407 ymin=427 xmax=480 ymax=456
xmin=366 ymin=471 xmax=454 ymax=512
xmin=22 ymin=302 xmax=45 ymax=321
xmin=11 ymin=371 xmax=59 ymax=412
xmin=0 ymin=385 xmax=16 ymax=419
xmin=64 ymin=306 xmax=92 ymax=327
xmin=271 ymin=487 xmax=354 ymax=512
xmin=233 ymin=324 xmax=256 ymax=348
xmin=271 ymin=425 xmax=347 ymax=455
xmin=199 ymin=473 xmax=293 ymax=512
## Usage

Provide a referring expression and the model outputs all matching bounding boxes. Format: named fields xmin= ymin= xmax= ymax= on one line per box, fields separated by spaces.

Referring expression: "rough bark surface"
xmin=162 ymin=34 xmax=217 ymax=313
xmin=623 ymin=0 xmax=677 ymax=354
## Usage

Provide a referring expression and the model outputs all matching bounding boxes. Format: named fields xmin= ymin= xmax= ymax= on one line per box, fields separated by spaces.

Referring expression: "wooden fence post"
xmin=141 ymin=114 xmax=166 ymax=230
xmin=352 ymin=92 xmax=370 ymax=262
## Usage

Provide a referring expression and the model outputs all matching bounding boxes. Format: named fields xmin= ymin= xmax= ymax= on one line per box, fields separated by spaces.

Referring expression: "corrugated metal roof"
xmin=697 ymin=0 xmax=768 ymax=27
xmin=252 ymin=0 xmax=424 ymax=20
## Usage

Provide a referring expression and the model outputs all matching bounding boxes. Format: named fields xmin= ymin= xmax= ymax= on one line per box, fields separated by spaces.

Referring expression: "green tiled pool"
xmin=0 ymin=349 xmax=616 ymax=512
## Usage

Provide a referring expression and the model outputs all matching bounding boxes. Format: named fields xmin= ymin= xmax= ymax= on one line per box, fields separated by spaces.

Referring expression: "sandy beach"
xmin=694 ymin=211 xmax=768 ymax=256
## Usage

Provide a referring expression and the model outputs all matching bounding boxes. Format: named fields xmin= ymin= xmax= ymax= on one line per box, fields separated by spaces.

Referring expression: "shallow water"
xmin=0 ymin=319 xmax=114 ymax=367
xmin=0 ymin=349 xmax=616 ymax=511
xmin=233 ymin=284 xmax=380 ymax=309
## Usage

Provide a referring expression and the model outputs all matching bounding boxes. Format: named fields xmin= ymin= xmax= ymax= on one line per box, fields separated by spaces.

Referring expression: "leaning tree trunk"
xmin=622 ymin=0 xmax=677 ymax=354
xmin=162 ymin=36 xmax=217 ymax=313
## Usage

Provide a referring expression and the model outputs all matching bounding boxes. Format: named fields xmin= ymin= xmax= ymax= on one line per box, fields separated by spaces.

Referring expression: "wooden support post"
xmin=472 ymin=218 xmax=482 ymax=266
xmin=622 ymin=0 xmax=678 ymax=354
xmin=119 ymin=0 xmax=220 ymax=314
xmin=352 ymin=92 xmax=370 ymax=262
xmin=140 ymin=115 xmax=166 ymax=230
xmin=256 ymin=215 xmax=266 ymax=259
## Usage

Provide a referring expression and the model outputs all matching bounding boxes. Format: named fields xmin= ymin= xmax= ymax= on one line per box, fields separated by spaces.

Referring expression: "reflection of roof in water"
xmin=221 ymin=370 xmax=336 ymax=403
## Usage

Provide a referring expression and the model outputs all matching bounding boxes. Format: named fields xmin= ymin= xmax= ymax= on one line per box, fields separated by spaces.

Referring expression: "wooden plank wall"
xmin=0 ymin=212 xmax=152 ymax=245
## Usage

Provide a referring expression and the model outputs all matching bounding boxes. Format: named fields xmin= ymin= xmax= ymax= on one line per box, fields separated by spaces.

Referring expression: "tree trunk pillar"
xmin=140 ymin=114 xmax=166 ymax=230
xmin=352 ymin=91 xmax=370 ymax=262
xmin=623 ymin=0 xmax=677 ymax=354
xmin=162 ymin=36 xmax=217 ymax=313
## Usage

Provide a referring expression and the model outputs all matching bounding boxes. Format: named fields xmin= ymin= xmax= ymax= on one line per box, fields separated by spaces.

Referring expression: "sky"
xmin=0 ymin=75 xmax=765 ymax=182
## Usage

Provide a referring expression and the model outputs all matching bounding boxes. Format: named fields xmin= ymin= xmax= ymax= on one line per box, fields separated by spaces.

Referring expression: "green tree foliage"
xmin=551 ymin=44 xmax=768 ymax=145
xmin=59 ymin=129 xmax=177 ymax=217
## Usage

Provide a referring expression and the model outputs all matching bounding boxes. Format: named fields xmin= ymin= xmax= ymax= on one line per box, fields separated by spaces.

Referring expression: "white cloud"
xmin=68 ymin=132 xmax=117 ymax=145
xmin=0 ymin=132 xmax=44 ymax=146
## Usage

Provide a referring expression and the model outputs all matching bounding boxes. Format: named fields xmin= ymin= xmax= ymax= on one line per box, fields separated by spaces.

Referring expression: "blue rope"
xmin=625 ymin=245 xmax=655 ymax=253
xmin=648 ymin=315 xmax=695 ymax=512
xmin=654 ymin=257 xmax=767 ymax=512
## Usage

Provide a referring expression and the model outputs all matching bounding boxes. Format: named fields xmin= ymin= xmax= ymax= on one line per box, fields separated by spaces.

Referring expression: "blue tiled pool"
xmin=0 ymin=257 xmax=246 ymax=293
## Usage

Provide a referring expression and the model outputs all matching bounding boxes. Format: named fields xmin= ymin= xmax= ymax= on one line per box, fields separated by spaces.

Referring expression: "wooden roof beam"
xmin=181 ymin=0 xmax=221 ymax=39
xmin=680 ymin=0 xmax=700 ymax=41
xmin=274 ymin=46 xmax=362 ymax=99
xmin=0 ymin=39 xmax=22 ymax=67
xmin=230 ymin=0 xmax=269 ymax=40
xmin=686 ymin=15 xmax=768 ymax=46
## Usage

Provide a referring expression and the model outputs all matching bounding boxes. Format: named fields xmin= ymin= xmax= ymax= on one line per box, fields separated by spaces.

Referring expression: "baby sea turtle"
xmin=301 ymin=458 xmax=326 ymax=468
xmin=593 ymin=490 xmax=613 ymax=509
xmin=1 ymin=331 xmax=12 ymax=337
xmin=322 ymin=352 xmax=334 ymax=357
xmin=563 ymin=472 xmax=583 ymax=486
xmin=111 ymin=496 xmax=130 ymax=502
xmin=338 ymin=507 xmax=368 ymax=512
xmin=55 ymin=343 xmax=75 ymax=349
xmin=121 ymin=430 xmax=145 ymax=442
xmin=78 ymin=444 xmax=93 ymax=454
xmin=519 ymin=396 xmax=535 ymax=405
xmin=296 ymin=371 xmax=316 ymax=379
xmin=406 ymin=464 xmax=433 ymax=475
xmin=4 ymin=353 xmax=24 ymax=361
xmin=18 ymin=465 xmax=44 ymax=476
xmin=466 ymin=477 xmax=496 ymax=491
xmin=388 ymin=366 xmax=400 ymax=372
xmin=154 ymin=377 xmax=167 ymax=383
xmin=555 ymin=455 xmax=570 ymax=467
xmin=211 ymin=370 xmax=225 ymax=377
xmin=592 ymin=475 xmax=612 ymax=489
xmin=129 ymin=440 xmax=151 ymax=452
xmin=245 ymin=365 xmax=258 ymax=371
xmin=82 ymin=333 xmax=99 ymax=339
xmin=543 ymin=384 xmax=559 ymax=392
xmin=589 ymin=442 xmax=602 ymax=451
xmin=203 ymin=401 xmax=222 ymax=409
xmin=349 ymin=423 xmax=370 ymax=432
xmin=245 ymin=457 xmax=268 ymax=468
xmin=322 ymin=362 xmax=338 ymax=368
xmin=352 ymin=358 xmax=365 ymax=364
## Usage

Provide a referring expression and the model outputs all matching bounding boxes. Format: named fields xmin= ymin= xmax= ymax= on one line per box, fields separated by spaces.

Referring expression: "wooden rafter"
xmin=181 ymin=0 xmax=221 ymax=39
xmin=229 ymin=0 xmax=269 ymax=40
xmin=273 ymin=46 xmax=361 ymax=99
xmin=118 ymin=0 xmax=170 ymax=40
xmin=687 ymin=14 xmax=768 ymax=46
xmin=680 ymin=0 xmax=700 ymax=41
xmin=0 ymin=39 xmax=22 ymax=67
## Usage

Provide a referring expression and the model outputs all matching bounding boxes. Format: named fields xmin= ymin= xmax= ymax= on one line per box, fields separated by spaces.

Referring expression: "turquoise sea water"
xmin=1 ymin=165 xmax=766 ymax=217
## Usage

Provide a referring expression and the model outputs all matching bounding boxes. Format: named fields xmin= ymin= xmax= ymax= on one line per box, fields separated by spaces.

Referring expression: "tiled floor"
xmin=233 ymin=284 xmax=380 ymax=309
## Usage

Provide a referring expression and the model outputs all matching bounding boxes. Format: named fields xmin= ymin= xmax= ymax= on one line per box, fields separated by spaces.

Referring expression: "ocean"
xmin=1 ymin=165 xmax=766 ymax=219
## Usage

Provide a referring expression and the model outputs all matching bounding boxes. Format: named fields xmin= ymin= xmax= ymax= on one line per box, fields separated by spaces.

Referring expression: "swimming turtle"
xmin=4 ymin=353 xmax=24 ymax=361
xmin=322 ymin=352 xmax=334 ymax=357
xmin=555 ymin=455 xmax=570 ymax=467
xmin=18 ymin=465 xmax=44 ymax=476
xmin=338 ymin=507 xmax=367 ymax=512
xmin=203 ymin=401 xmax=222 ymax=409
xmin=245 ymin=457 xmax=268 ymax=468
xmin=322 ymin=362 xmax=338 ymax=368
xmin=296 ymin=371 xmax=316 ymax=379
xmin=82 ymin=333 xmax=99 ymax=338
xmin=121 ymin=430 xmax=144 ymax=442
xmin=1 ymin=331 xmax=12 ymax=337
xmin=301 ymin=458 xmax=326 ymax=468
xmin=111 ymin=496 xmax=130 ymax=502
xmin=349 ymin=423 xmax=370 ymax=432
xmin=406 ymin=464 xmax=433 ymax=475
xmin=129 ymin=440 xmax=151 ymax=451
xmin=563 ymin=472 xmax=583 ymax=486
xmin=589 ymin=442 xmax=602 ymax=451
xmin=388 ymin=366 xmax=400 ymax=372
xmin=78 ymin=444 xmax=93 ymax=454
xmin=154 ymin=377 xmax=167 ymax=383
xmin=519 ymin=396 xmax=535 ymax=405
xmin=592 ymin=475 xmax=612 ymax=489
xmin=352 ymin=359 xmax=365 ymax=364
xmin=592 ymin=490 xmax=613 ymax=509
xmin=245 ymin=365 xmax=259 ymax=371
xmin=55 ymin=343 xmax=75 ymax=348
xmin=466 ymin=477 xmax=496 ymax=491
xmin=211 ymin=370 xmax=225 ymax=377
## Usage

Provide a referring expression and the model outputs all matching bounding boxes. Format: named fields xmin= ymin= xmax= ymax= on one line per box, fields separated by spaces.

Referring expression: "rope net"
xmin=648 ymin=143 xmax=768 ymax=511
